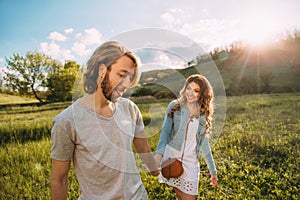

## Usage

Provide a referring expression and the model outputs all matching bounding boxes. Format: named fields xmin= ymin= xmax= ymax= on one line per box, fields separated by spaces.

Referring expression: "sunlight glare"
xmin=240 ymin=13 xmax=280 ymax=46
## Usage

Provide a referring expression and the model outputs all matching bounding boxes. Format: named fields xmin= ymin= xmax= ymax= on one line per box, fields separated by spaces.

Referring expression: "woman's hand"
xmin=210 ymin=174 xmax=218 ymax=187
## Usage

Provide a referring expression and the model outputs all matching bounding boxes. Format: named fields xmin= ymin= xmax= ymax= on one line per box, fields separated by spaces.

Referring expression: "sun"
xmin=239 ymin=13 xmax=281 ymax=46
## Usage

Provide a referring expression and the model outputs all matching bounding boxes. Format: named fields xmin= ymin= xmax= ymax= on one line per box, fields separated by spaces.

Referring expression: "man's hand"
xmin=133 ymin=131 xmax=160 ymax=176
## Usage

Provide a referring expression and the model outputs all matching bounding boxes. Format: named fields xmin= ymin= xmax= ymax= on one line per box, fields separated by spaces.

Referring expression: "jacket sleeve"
xmin=201 ymin=135 xmax=217 ymax=175
xmin=155 ymin=100 xmax=177 ymax=155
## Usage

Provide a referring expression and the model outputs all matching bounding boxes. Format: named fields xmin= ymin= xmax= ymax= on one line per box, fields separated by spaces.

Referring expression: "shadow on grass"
xmin=0 ymin=125 xmax=52 ymax=146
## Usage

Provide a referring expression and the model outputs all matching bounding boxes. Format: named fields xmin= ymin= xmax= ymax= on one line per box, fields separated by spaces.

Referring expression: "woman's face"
xmin=185 ymin=81 xmax=201 ymax=104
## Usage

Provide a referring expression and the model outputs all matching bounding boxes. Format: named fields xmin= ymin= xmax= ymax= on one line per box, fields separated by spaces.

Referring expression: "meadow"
xmin=0 ymin=93 xmax=299 ymax=199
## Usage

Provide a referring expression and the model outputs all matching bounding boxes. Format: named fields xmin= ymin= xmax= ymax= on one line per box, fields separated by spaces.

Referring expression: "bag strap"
xmin=180 ymin=118 xmax=192 ymax=161
xmin=172 ymin=117 xmax=191 ymax=161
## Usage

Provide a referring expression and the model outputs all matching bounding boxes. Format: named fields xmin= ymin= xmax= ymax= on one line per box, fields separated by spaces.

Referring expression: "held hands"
xmin=210 ymin=174 xmax=218 ymax=187
xmin=149 ymin=168 xmax=160 ymax=176
xmin=147 ymin=153 xmax=163 ymax=176
xmin=146 ymin=164 xmax=160 ymax=176
xmin=154 ymin=153 xmax=163 ymax=165
xmin=145 ymin=153 xmax=162 ymax=176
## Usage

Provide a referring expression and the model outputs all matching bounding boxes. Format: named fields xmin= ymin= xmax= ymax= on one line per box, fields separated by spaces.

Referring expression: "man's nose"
xmin=122 ymin=75 xmax=131 ymax=89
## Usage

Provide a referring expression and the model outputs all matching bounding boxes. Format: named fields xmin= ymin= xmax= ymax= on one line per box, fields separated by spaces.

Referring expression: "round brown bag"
xmin=161 ymin=158 xmax=184 ymax=179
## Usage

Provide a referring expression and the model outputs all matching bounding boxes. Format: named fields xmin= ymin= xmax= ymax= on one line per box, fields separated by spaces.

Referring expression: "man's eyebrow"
xmin=119 ymin=69 xmax=135 ymax=74
xmin=117 ymin=69 xmax=129 ymax=74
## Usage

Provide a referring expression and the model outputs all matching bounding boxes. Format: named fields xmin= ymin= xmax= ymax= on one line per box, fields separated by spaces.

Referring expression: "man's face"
xmin=101 ymin=55 xmax=136 ymax=102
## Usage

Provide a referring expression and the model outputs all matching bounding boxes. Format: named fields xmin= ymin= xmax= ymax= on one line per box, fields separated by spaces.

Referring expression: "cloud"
xmin=48 ymin=31 xmax=67 ymax=41
xmin=40 ymin=41 xmax=74 ymax=62
xmin=60 ymin=49 xmax=74 ymax=61
xmin=153 ymin=51 xmax=185 ymax=69
xmin=178 ymin=19 xmax=241 ymax=50
xmin=160 ymin=8 xmax=188 ymax=28
xmin=0 ymin=58 xmax=7 ymax=73
xmin=160 ymin=7 xmax=242 ymax=51
xmin=161 ymin=9 xmax=240 ymax=50
xmin=76 ymin=28 xmax=102 ymax=45
xmin=64 ymin=28 xmax=74 ymax=35
xmin=202 ymin=8 xmax=209 ymax=16
xmin=161 ymin=12 xmax=175 ymax=25
xmin=40 ymin=41 xmax=60 ymax=58
xmin=40 ymin=28 xmax=102 ymax=64
xmin=72 ymin=42 xmax=92 ymax=56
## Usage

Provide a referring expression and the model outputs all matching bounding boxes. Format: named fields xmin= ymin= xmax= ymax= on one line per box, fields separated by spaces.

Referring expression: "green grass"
xmin=0 ymin=93 xmax=38 ymax=105
xmin=0 ymin=93 xmax=299 ymax=199
xmin=0 ymin=102 xmax=71 ymax=145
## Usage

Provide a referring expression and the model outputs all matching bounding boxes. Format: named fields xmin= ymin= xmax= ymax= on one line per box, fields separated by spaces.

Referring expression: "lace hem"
xmin=160 ymin=175 xmax=198 ymax=195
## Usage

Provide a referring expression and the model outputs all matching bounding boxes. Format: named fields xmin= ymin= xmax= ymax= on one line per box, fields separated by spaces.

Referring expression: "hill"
xmin=139 ymin=68 xmax=176 ymax=84
xmin=215 ymin=42 xmax=300 ymax=95
xmin=0 ymin=93 xmax=38 ymax=105
xmin=137 ymin=39 xmax=300 ymax=97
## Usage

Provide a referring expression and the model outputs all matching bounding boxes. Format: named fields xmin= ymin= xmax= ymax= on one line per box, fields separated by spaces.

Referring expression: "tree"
xmin=46 ymin=61 xmax=81 ymax=102
xmin=260 ymin=71 xmax=274 ymax=93
xmin=72 ymin=68 xmax=85 ymax=100
xmin=4 ymin=52 xmax=60 ymax=102
xmin=0 ymin=72 xmax=3 ymax=92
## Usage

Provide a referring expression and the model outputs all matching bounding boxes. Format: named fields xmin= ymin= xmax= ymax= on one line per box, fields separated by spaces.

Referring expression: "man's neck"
xmin=80 ymin=93 xmax=115 ymax=117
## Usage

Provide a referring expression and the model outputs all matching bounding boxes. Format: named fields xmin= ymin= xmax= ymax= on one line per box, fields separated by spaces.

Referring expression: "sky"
xmin=1 ymin=0 xmax=300 ymax=72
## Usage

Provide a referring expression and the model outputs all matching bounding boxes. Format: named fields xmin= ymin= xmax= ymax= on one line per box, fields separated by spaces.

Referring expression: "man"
xmin=50 ymin=41 xmax=160 ymax=200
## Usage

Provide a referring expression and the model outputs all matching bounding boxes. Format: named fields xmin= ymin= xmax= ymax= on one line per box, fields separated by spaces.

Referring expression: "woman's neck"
xmin=186 ymin=101 xmax=199 ymax=118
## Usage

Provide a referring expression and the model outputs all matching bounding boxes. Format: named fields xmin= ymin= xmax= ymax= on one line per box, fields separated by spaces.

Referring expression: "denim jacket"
xmin=156 ymin=100 xmax=217 ymax=175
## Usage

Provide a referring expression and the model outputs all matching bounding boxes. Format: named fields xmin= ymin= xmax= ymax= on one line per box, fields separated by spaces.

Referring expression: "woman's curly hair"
xmin=168 ymin=74 xmax=214 ymax=135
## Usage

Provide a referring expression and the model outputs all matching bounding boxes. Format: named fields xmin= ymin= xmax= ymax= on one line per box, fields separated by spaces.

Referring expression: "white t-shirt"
xmin=51 ymin=97 xmax=147 ymax=200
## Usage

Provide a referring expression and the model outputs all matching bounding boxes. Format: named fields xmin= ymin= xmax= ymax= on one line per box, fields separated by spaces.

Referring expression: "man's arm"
xmin=50 ymin=159 xmax=71 ymax=200
xmin=133 ymin=130 xmax=160 ymax=176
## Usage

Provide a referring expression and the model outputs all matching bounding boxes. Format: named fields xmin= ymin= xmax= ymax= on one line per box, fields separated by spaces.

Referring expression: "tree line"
xmin=1 ymin=52 xmax=84 ymax=102
xmin=1 ymin=29 xmax=299 ymax=102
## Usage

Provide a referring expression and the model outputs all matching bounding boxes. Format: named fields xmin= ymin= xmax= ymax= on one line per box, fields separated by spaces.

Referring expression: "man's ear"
xmin=98 ymin=64 xmax=107 ymax=78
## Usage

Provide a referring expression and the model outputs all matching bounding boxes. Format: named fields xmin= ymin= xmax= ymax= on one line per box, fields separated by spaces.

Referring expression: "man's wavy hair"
xmin=169 ymin=74 xmax=215 ymax=135
xmin=83 ymin=41 xmax=140 ymax=94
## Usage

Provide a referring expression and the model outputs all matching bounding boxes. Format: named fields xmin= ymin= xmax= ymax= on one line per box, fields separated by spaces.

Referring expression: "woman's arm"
xmin=155 ymin=100 xmax=177 ymax=155
xmin=201 ymin=136 xmax=218 ymax=187
xmin=201 ymin=135 xmax=217 ymax=175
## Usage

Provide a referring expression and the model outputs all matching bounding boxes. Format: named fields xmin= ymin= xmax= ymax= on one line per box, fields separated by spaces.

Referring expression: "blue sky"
xmin=1 ymin=0 xmax=300 ymax=71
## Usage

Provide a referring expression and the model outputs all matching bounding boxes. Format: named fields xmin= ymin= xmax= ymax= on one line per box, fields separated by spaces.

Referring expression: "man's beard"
xmin=101 ymin=72 xmax=113 ymax=101
xmin=101 ymin=72 xmax=124 ymax=103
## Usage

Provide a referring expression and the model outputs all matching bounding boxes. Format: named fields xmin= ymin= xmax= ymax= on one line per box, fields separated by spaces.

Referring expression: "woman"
xmin=155 ymin=74 xmax=218 ymax=200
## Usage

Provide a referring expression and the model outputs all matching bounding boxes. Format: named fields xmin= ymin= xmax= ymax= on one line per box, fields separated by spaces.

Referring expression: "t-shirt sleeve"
xmin=50 ymin=117 xmax=75 ymax=161
xmin=129 ymin=101 xmax=145 ymax=134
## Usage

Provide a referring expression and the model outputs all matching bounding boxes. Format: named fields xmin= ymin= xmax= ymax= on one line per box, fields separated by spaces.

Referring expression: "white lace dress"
xmin=159 ymin=118 xmax=200 ymax=195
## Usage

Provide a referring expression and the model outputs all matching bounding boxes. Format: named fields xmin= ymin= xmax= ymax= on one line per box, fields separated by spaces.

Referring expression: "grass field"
xmin=0 ymin=93 xmax=299 ymax=199
xmin=0 ymin=93 xmax=38 ymax=105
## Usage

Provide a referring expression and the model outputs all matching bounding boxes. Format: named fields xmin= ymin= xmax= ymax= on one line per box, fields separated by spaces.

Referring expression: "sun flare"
xmin=239 ymin=12 xmax=281 ymax=46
